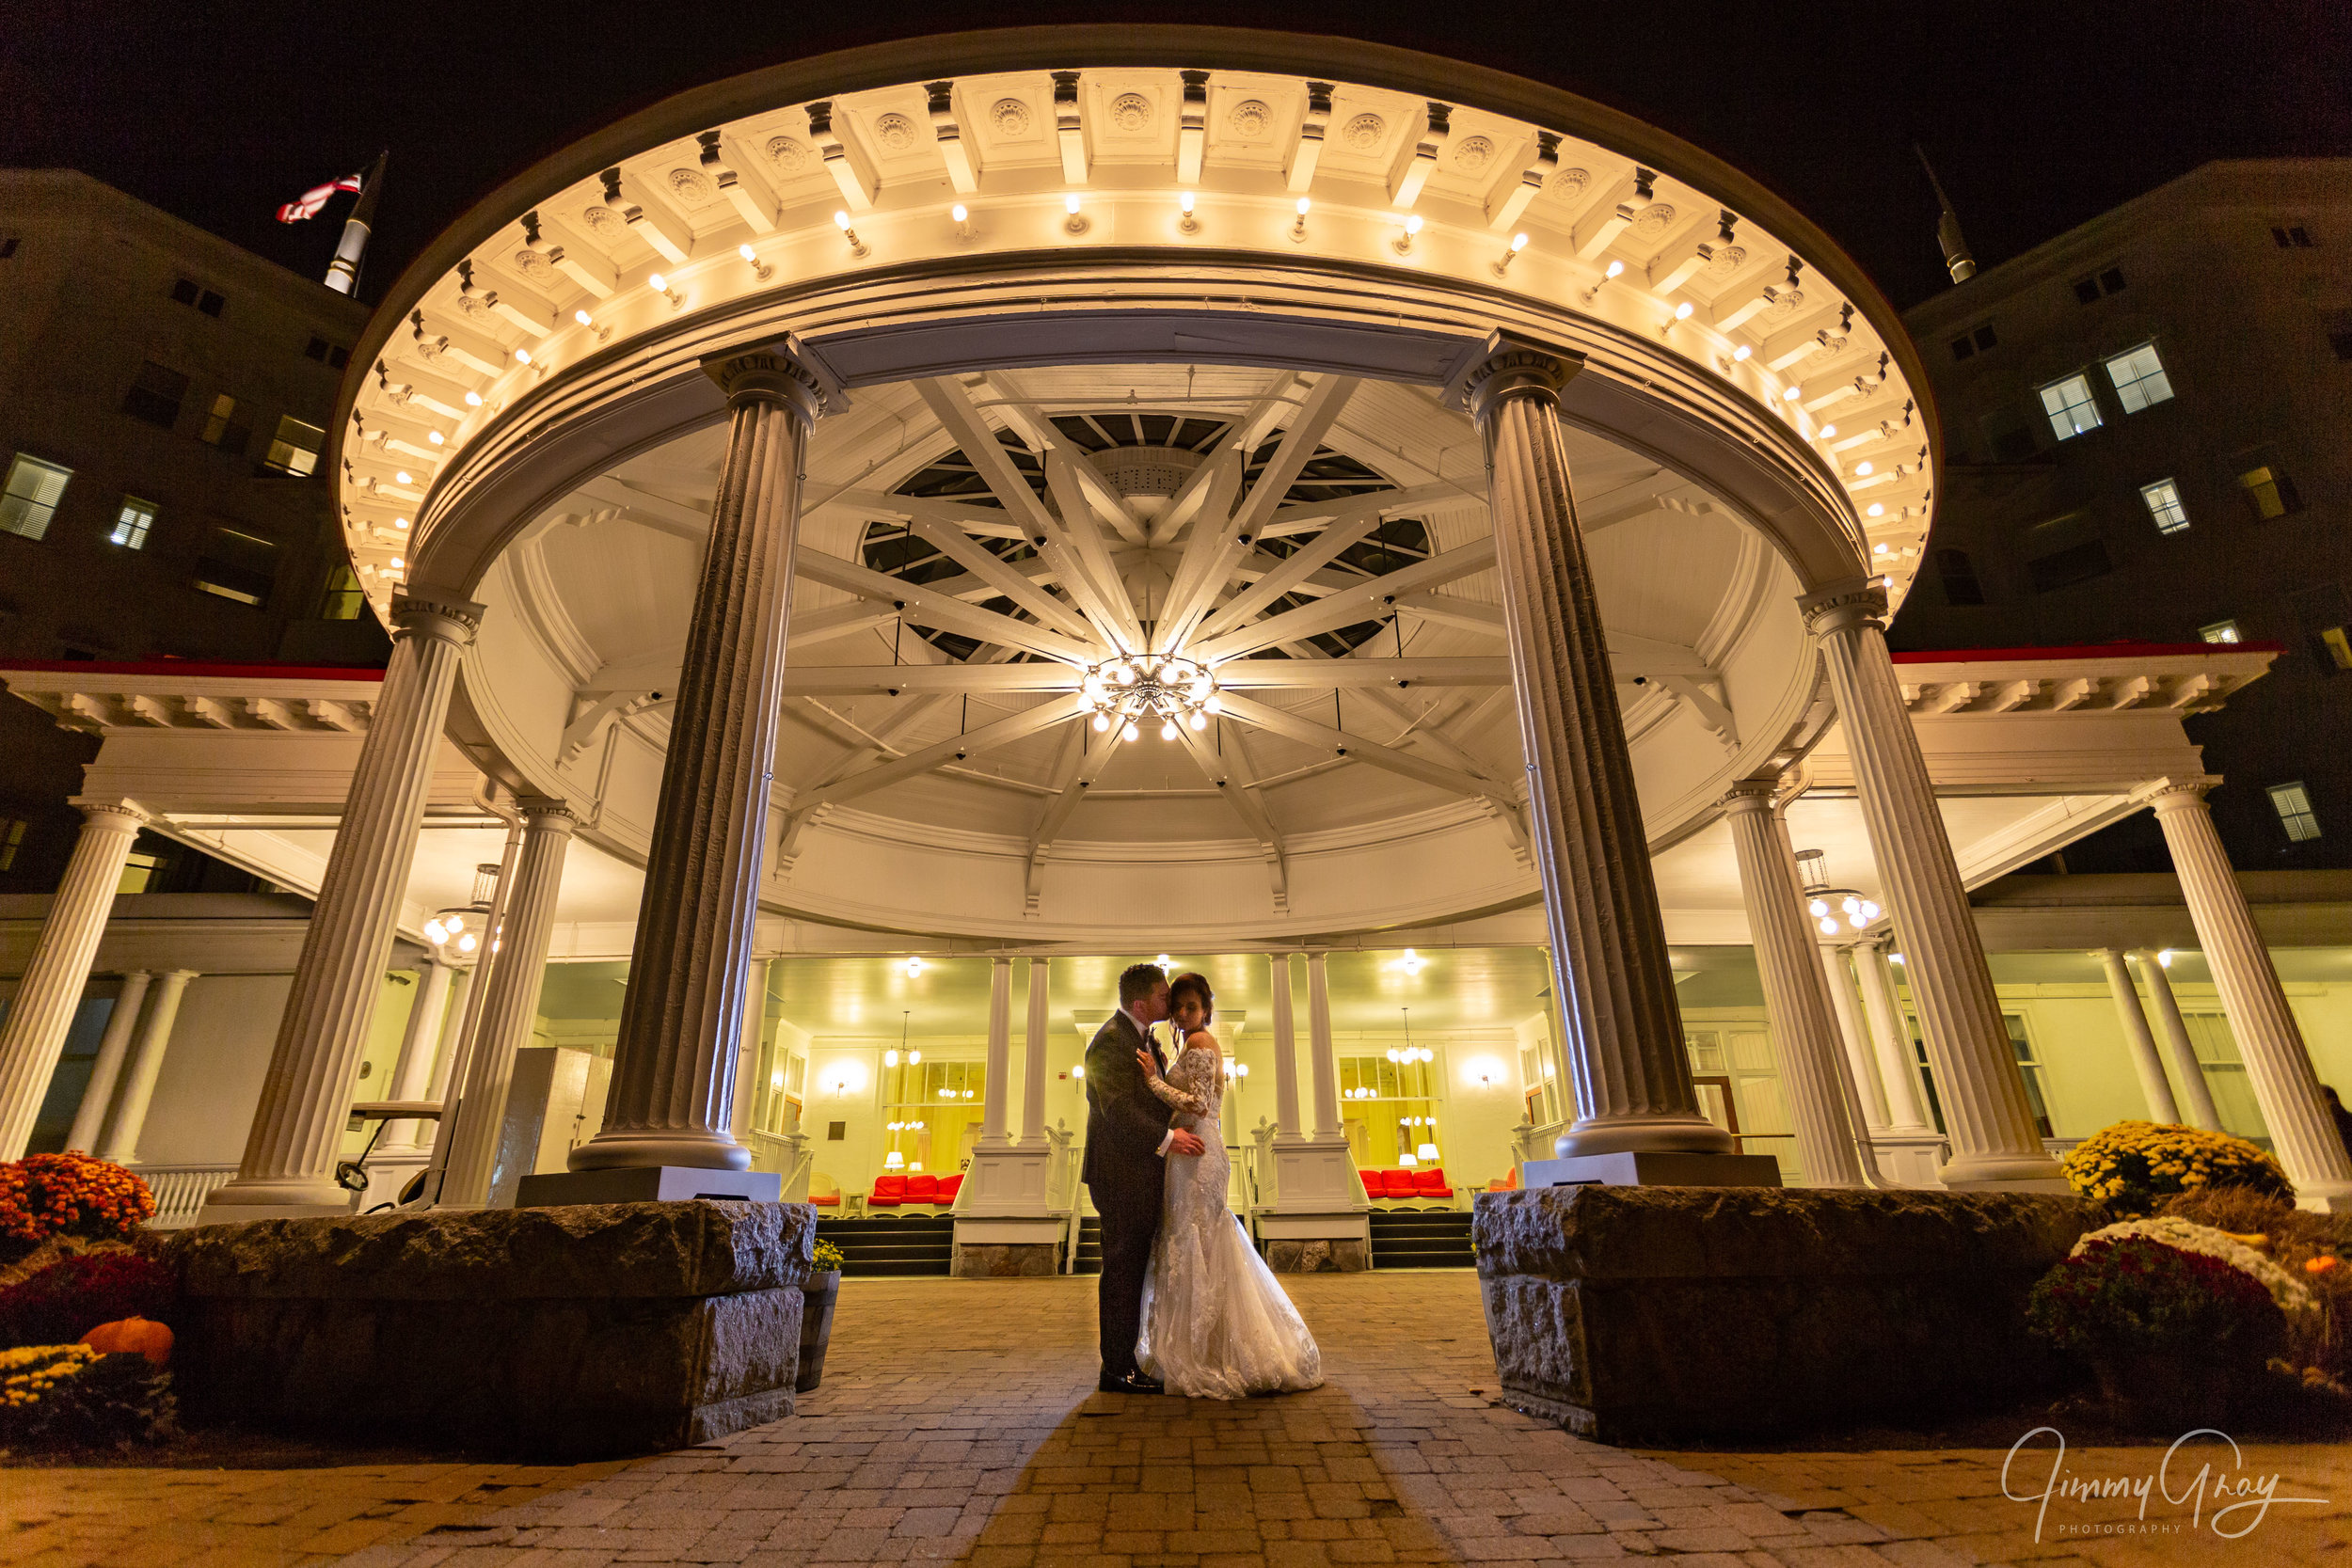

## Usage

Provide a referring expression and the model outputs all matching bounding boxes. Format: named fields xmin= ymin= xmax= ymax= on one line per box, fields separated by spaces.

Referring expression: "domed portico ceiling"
xmin=337 ymin=29 xmax=1941 ymax=944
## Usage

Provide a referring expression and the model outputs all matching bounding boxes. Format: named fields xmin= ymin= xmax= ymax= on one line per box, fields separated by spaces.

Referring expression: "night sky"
xmin=4 ymin=2 xmax=2345 ymax=312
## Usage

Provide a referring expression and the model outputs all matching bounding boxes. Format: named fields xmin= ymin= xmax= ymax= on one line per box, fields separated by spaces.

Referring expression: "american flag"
xmin=277 ymin=171 xmax=366 ymax=224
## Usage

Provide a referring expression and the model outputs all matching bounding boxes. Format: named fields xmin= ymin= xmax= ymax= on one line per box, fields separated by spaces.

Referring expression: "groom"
xmin=1084 ymin=961 xmax=1206 ymax=1393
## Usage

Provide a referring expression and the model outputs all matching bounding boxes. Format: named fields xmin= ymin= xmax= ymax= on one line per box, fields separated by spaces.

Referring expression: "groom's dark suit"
xmin=1083 ymin=1009 xmax=1173 ymax=1382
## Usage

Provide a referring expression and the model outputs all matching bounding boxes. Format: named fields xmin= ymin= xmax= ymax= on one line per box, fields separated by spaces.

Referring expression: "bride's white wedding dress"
xmin=1136 ymin=1032 xmax=1323 ymax=1398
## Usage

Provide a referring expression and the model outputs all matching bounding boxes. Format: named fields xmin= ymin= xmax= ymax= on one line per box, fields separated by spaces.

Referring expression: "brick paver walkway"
xmin=5 ymin=1274 xmax=2349 ymax=1566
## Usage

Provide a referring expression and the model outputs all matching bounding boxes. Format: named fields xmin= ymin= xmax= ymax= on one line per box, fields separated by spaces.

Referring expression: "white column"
xmin=67 ymin=971 xmax=151 ymax=1154
xmin=437 ymin=801 xmax=576 ymax=1209
xmin=2135 ymin=950 xmax=2223 ymax=1130
xmin=573 ymin=350 xmax=822 ymax=1175
xmin=1802 ymin=580 xmax=2063 ymax=1190
xmin=1268 ymin=952 xmax=1302 ymax=1141
xmin=1819 ymin=947 xmax=1889 ymax=1131
xmin=426 ymin=966 xmax=474 ymax=1107
xmin=381 ymin=958 xmax=454 ymax=1152
xmin=1460 ymin=342 xmax=1729 ymax=1159
xmin=1723 ymin=785 xmax=1864 ymax=1186
xmin=1306 ymin=952 xmax=1342 ymax=1138
xmin=978 ymin=956 xmax=1014 ymax=1148
xmin=1021 ymin=958 xmax=1050 ymax=1142
xmin=0 ymin=801 xmax=146 ymax=1159
xmin=2151 ymin=781 xmax=2352 ymax=1208
xmin=202 ymin=593 xmax=483 ymax=1219
xmin=735 ymin=957 xmax=771 ymax=1137
xmin=2098 ymin=947 xmax=2181 ymax=1124
xmin=1855 ymin=940 xmax=1935 ymax=1132
xmin=96 ymin=970 xmax=195 ymax=1165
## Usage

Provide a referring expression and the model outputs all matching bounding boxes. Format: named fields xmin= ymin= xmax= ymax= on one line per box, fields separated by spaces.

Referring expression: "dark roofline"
xmin=0 ymin=658 xmax=385 ymax=681
xmin=1891 ymin=640 xmax=2283 ymax=664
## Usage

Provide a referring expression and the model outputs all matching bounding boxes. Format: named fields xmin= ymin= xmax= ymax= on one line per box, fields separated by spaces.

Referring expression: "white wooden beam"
xmin=1189 ymin=539 xmax=1495 ymax=663
xmin=795 ymin=693 xmax=1088 ymax=813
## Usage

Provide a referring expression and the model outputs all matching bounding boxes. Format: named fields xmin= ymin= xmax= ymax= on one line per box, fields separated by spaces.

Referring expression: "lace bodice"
xmin=1148 ymin=1037 xmax=1222 ymax=1122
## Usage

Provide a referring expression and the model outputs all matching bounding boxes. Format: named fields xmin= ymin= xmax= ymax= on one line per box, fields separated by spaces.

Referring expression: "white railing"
xmin=135 ymin=1164 xmax=238 ymax=1228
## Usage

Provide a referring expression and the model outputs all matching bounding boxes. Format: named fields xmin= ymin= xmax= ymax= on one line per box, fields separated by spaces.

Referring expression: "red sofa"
xmin=1357 ymin=1166 xmax=1454 ymax=1200
xmin=866 ymin=1172 xmax=964 ymax=1208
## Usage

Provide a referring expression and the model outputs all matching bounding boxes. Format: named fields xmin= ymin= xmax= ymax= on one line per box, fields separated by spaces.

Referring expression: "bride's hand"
xmin=1136 ymin=1047 xmax=1160 ymax=1079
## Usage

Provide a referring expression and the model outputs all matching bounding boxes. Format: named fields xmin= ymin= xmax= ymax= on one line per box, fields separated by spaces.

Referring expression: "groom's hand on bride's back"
xmin=1168 ymin=1129 xmax=1206 ymax=1156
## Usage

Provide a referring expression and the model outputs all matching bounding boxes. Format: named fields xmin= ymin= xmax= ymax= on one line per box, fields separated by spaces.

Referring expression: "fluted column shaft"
xmin=1820 ymin=947 xmax=1890 ymax=1131
xmin=736 ymin=958 xmax=771 ymax=1135
xmin=2152 ymin=783 xmax=2352 ymax=1206
xmin=382 ymin=958 xmax=455 ymax=1152
xmin=1855 ymin=941 xmax=1935 ymax=1132
xmin=1724 ymin=786 xmax=1865 ymax=1185
xmin=979 ymin=957 xmax=1014 ymax=1146
xmin=0 ymin=802 xmax=147 ymax=1159
xmin=574 ymin=351 xmax=822 ymax=1173
xmin=2134 ymin=951 xmax=2223 ymax=1130
xmin=438 ymin=802 xmax=576 ymax=1208
xmin=1462 ymin=345 xmax=1726 ymax=1158
xmin=97 ymin=969 xmax=194 ymax=1165
xmin=1306 ymin=953 xmax=1342 ymax=1138
xmin=2098 ymin=947 xmax=2180 ymax=1123
xmin=68 ymin=971 xmax=151 ymax=1153
xmin=1021 ymin=958 xmax=1050 ymax=1143
xmin=1803 ymin=582 xmax=2061 ymax=1189
xmin=1269 ymin=953 xmax=1303 ymax=1140
xmin=204 ymin=594 xmax=482 ymax=1216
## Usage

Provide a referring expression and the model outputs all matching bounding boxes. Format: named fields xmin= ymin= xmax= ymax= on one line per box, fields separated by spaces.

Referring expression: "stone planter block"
xmin=1475 ymin=1186 xmax=2098 ymax=1442
xmin=161 ymin=1199 xmax=815 ymax=1456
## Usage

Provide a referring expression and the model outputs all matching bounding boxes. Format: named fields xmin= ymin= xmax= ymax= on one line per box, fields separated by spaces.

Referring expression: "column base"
xmin=193 ymin=1198 xmax=360 ymax=1226
xmin=567 ymin=1129 xmax=752 ymax=1173
xmin=1256 ymin=1211 xmax=1372 ymax=1273
xmin=1936 ymin=1150 xmax=2071 ymax=1192
xmin=195 ymin=1176 xmax=360 ymax=1227
xmin=1523 ymin=1151 xmax=1786 ymax=1190
xmin=2294 ymin=1186 xmax=2352 ymax=1215
xmin=516 ymin=1166 xmax=782 ymax=1207
xmin=1555 ymin=1116 xmax=1738 ymax=1159
xmin=1269 ymin=1137 xmax=1365 ymax=1213
xmin=1866 ymin=1132 xmax=1949 ymax=1188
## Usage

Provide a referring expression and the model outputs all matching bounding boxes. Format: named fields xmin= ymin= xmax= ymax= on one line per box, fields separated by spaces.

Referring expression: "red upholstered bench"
xmin=869 ymin=1174 xmax=907 ymax=1207
xmin=936 ymin=1174 xmax=963 ymax=1203
xmin=1381 ymin=1169 xmax=1419 ymax=1198
xmin=1412 ymin=1167 xmax=1453 ymax=1198
xmin=1359 ymin=1170 xmax=1384 ymax=1199
xmin=905 ymin=1174 xmax=940 ymax=1205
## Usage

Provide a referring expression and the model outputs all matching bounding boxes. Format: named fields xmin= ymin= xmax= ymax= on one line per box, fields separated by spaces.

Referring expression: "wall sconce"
xmin=574 ymin=309 xmax=611 ymax=343
xmin=1063 ymin=193 xmax=1088 ymax=236
xmin=739 ymin=243 xmax=772 ymax=281
xmin=905 ymin=955 xmax=927 ymax=977
xmin=1581 ymin=258 xmax=1623 ymax=304
xmin=647 ymin=272 xmax=682 ymax=309
xmin=834 ymin=211 xmax=868 ymax=258
xmin=1492 ymin=231 xmax=1529 ymax=277
xmin=1178 ymin=191 xmax=1200 ymax=234
xmin=952 ymin=203 xmax=976 ymax=240
xmin=1071 ymin=1063 xmax=1086 ymax=1080
xmin=1290 ymin=197 xmax=1311 ymax=243
xmin=1392 ymin=214 xmax=1422 ymax=256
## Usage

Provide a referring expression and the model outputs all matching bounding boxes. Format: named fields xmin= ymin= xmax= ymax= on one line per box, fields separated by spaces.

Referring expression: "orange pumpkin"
xmin=79 ymin=1316 xmax=173 ymax=1367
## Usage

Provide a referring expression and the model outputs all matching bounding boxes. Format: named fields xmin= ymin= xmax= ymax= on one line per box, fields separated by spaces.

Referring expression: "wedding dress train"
xmin=1136 ymin=1036 xmax=1324 ymax=1399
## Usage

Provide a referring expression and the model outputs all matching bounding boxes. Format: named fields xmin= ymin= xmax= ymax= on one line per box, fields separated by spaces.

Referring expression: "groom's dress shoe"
xmin=1098 ymin=1370 xmax=1166 ymax=1394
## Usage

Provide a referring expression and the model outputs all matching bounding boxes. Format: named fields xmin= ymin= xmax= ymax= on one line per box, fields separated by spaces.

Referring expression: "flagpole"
xmin=324 ymin=151 xmax=388 ymax=296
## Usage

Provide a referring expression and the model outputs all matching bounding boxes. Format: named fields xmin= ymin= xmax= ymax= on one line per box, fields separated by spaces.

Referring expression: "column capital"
xmin=516 ymin=798 xmax=580 ymax=832
xmin=704 ymin=343 xmax=830 ymax=422
xmin=1443 ymin=332 xmax=1586 ymax=423
xmin=1716 ymin=778 xmax=1781 ymax=816
xmin=389 ymin=593 xmax=486 ymax=646
xmin=2142 ymin=775 xmax=2222 ymax=811
xmin=70 ymin=798 xmax=149 ymax=833
xmin=1796 ymin=577 xmax=1890 ymax=639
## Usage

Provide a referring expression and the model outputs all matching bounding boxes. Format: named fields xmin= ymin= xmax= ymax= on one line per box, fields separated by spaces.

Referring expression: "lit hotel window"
xmin=2268 ymin=781 xmax=2322 ymax=844
xmin=0 ymin=453 xmax=72 ymax=542
xmin=2238 ymin=463 xmax=2303 ymax=521
xmin=2140 ymin=478 xmax=2190 ymax=534
xmin=110 ymin=497 xmax=157 ymax=549
xmin=2199 ymin=620 xmax=2242 ymax=644
xmin=2105 ymin=343 xmax=2175 ymax=414
xmin=262 ymin=415 xmax=325 ymax=477
xmin=2037 ymin=373 xmax=2102 ymax=441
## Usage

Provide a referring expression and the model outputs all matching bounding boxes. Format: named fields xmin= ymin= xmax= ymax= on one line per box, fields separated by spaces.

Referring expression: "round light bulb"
xmin=1855 ymin=461 xmax=1874 ymax=476
xmin=1820 ymin=917 xmax=1839 ymax=936
xmin=1091 ymin=713 xmax=1109 ymax=733
xmin=1121 ymin=721 xmax=1139 ymax=742
xmin=1188 ymin=711 xmax=1207 ymax=731
xmin=457 ymin=932 xmax=478 ymax=953
xmin=884 ymin=1049 xmax=899 ymax=1068
xmin=445 ymin=914 xmax=465 ymax=933
xmin=1403 ymin=215 xmax=1422 ymax=235
xmin=423 ymin=919 xmax=446 ymax=943
xmin=832 ymin=213 xmax=850 ymax=231
xmin=648 ymin=272 xmax=667 ymax=291
xmin=464 ymin=390 xmax=483 ymax=406
xmin=394 ymin=470 xmax=412 ymax=484
xmin=1604 ymin=259 xmax=1624 ymax=278
xmin=1065 ymin=193 xmax=1082 ymax=214
xmin=1179 ymin=191 xmax=1195 ymax=214
xmin=1295 ymin=197 xmax=1311 ymax=215
xmin=427 ymin=431 xmax=444 ymax=445
xmin=1783 ymin=386 xmax=1802 ymax=402
xmin=1867 ymin=503 xmax=1885 ymax=517
xmin=514 ymin=347 xmax=532 ymax=364
xmin=1511 ymin=231 xmax=1530 ymax=252
xmin=951 ymin=203 xmax=968 ymax=221
xmin=1732 ymin=343 xmax=1753 ymax=361
xmin=739 ymin=243 xmax=757 ymax=261
xmin=1808 ymin=899 xmax=1828 ymax=917
xmin=1673 ymin=301 xmax=1694 ymax=321
xmin=575 ymin=309 xmax=595 ymax=326
xmin=1820 ymin=423 xmax=1838 ymax=437
xmin=1159 ymin=720 xmax=1178 ymax=739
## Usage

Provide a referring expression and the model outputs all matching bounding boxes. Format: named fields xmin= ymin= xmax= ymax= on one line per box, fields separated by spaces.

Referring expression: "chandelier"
xmin=1080 ymin=655 xmax=1220 ymax=741
xmin=421 ymin=862 xmax=501 ymax=963
xmin=1794 ymin=848 xmax=1882 ymax=935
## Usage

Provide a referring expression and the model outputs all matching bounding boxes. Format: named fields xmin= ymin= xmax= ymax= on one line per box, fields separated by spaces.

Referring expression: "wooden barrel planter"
xmin=798 ymin=1270 xmax=840 ymax=1393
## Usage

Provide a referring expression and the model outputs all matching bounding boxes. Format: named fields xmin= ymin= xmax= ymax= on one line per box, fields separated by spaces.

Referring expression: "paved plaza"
xmin=4 ymin=1272 xmax=2349 ymax=1567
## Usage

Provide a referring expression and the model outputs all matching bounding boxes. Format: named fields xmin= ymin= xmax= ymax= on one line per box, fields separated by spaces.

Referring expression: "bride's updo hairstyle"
xmin=1168 ymin=971 xmax=1215 ymax=1026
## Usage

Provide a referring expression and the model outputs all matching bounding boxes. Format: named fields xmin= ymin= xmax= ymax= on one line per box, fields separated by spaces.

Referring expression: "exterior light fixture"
xmin=1389 ymin=948 xmax=1427 ymax=975
xmin=2157 ymin=949 xmax=2174 ymax=969
xmin=1155 ymin=954 xmax=1173 ymax=970
xmin=574 ymin=308 xmax=611 ymax=342
xmin=1072 ymin=1063 xmax=1086 ymax=1079
xmin=647 ymin=272 xmax=682 ymax=307
xmin=951 ymin=203 xmax=975 ymax=239
xmin=1492 ymin=230 xmax=1530 ymax=277
xmin=1867 ymin=502 xmax=1885 ymax=517
xmin=1796 ymin=847 xmax=1882 ymax=935
xmin=739 ymin=242 xmax=772 ymax=281
xmin=904 ymin=955 xmax=926 ymax=977
xmin=833 ymin=212 xmax=868 ymax=257
xmin=427 ymin=430 xmax=445 ymax=445
xmin=884 ymin=1049 xmax=900 ymax=1068
xmin=512 ymin=346 xmax=532 ymax=365
xmin=1081 ymin=654 xmax=1216 ymax=739
xmin=1820 ymin=423 xmax=1838 ymax=437
xmin=1063 ymin=193 xmax=1088 ymax=235
xmin=1673 ymin=301 xmax=1695 ymax=322
xmin=1732 ymin=343 xmax=1753 ymax=361
xmin=1232 ymin=1062 xmax=1249 ymax=1079
xmin=1581 ymin=256 xmax=1623 ymax=302
xmin=1178 ymin=191 xmax=1200 ymax=234
xmin=1392 ymin=214 xmax=1422 ymax=255
xmin=1782 ymin=385 xmax=1802 ymax=402
xmin=464 ymin=390 xmax=484 ymax=406
xmin=1290 ymin=196 xmax=1311 ymax=242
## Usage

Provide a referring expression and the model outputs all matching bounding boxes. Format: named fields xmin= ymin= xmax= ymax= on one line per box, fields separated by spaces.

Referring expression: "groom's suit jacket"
xmin=1081 ymin=1010 xmax=1174 ymax=1192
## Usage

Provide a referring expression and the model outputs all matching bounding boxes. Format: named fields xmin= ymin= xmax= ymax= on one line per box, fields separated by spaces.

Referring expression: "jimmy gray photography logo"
xmin=2003 ymin=1427 xmax=2328 ymax=1541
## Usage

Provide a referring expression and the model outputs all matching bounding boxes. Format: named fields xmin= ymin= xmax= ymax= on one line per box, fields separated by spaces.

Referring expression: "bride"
xmin=1134 ymin=971 xmax=1323 ymax=1398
